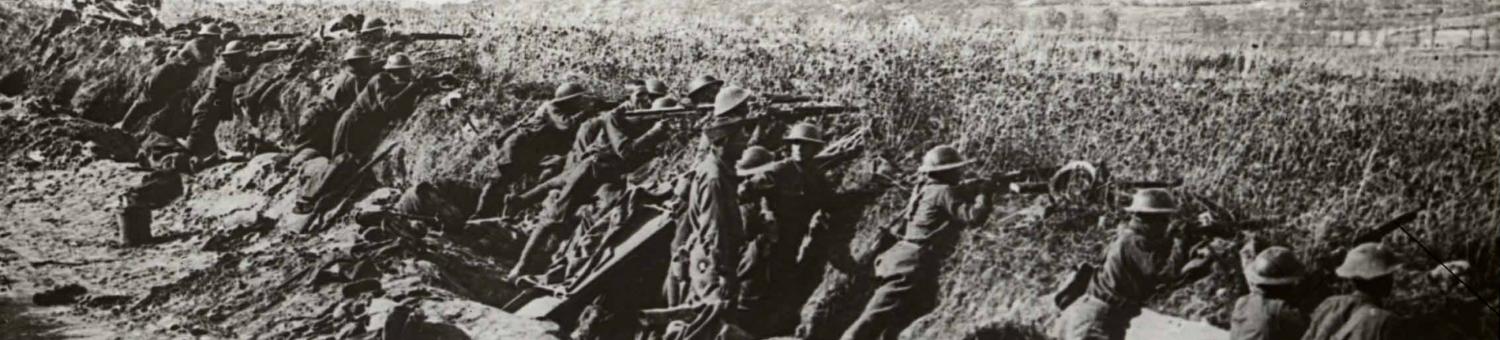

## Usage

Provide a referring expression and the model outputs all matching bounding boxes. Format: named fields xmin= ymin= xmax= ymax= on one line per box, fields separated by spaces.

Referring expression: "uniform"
xmin=1059 ymin=223 xmax=1187 ymax=340
xmin=293 ymin=67 xmax=370 ymax=156
xmin=663 ymin=154 xmax=747 ymax=340
xmin=329 ymin=72 xmax=425 ymax=159
xmin=841 ymin=182 xmax=982 ymax=340
xmin=471 ymin=101 xmax=585 ymax=218
xmin=1302 ymin=293 xmax=1386 ymax=340
xmin=1232 ymin=291 xmax=1309 ymax=340
xmin=119 ymin=37 xmax=218 ymax=134
xmin=186 ymin=59 xmax=257 ymax=158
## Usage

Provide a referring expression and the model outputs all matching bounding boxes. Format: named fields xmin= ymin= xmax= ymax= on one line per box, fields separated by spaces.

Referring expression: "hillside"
xmin=3 ymin=0 xmax=1499 ymax=339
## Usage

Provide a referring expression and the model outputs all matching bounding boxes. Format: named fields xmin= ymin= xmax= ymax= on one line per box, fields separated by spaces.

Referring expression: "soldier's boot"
xmin=118 ymin=206 xmax=153 ymax=246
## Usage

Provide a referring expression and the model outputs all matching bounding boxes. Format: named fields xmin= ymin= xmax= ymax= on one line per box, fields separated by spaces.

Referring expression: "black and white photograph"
xmin=0 ymin=0 xmax=1497 ymax=338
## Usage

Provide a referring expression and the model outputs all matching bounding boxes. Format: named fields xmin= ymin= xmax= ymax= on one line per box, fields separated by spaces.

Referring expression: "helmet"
xmin=917 ymin=145 xmax=969 ymax=173
xmin=552 ymin=83 xmax=588 ymax=103
xmin=644 ymin=79 xmax=669 ymax=96
xmin=342 ymin=46 xmax=373 ymax=61
xmin=197 ymin=24 xmax=221 ymax=37
xmin=1245 ymin=246 xmax=1304 ymax=285
xmin=1336 ymin=243 xmax=1399 ymax=279
xmin=219 ymin=41 xmax=249 ymax=56
xmin=361 ymin=18 xmax=388 ymax=34
xmin=1123 ymin=189 xmax=1177 ymax=214
xmin=687 ymin=75 xmax=724 ymax=98
xmin=713 ymin=86 xmax=751 ymax=117
xmin=784 ymin=122 xmax=825 ymax=144
xmin=383 ymin=54 xmax=413 ymax=70
xmin=735 ymin=146 xmax=777 ymax=176
xmin=651 ymin=97 xmax=679 ymax=109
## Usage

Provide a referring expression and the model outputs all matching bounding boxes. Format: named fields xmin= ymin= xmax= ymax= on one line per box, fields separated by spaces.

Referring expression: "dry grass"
xmin=4 ymin=0 xmax=1498 ymax=338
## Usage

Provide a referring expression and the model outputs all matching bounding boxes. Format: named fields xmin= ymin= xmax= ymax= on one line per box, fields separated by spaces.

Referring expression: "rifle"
xmin=229 ymin=33 xmax=303 ymax=43
xmin=404 ymin=32 xmax=466 ymax=41
xmin=1350 ymin=207 xmax=1422 ymax=245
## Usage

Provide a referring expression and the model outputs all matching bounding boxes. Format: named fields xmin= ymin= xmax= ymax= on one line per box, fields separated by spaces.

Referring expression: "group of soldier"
xmin=48 ymin=9 xmax=1423 ymax=340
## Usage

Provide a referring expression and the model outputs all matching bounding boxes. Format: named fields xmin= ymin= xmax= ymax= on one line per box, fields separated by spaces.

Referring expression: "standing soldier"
xmin=470 ymin=83 xmax=593 ymax=219
xmin=1301 ymin=243 xmax=1406 ymax=340
xmin=329 ymin=53 xmax=441 ymax=160
xmin=1057 ymin=188 xmax=1213 ymax=340
xmin=291 ymin=46 xmax=376 ymax=159
xmin=186 ymin=41 xmax=287 ymax=160
xmin=661 ymin=86 xmax=753 ymax=340
xmin=117 ymin=24 xmax=224 ymax=134
xmin=1232 ymin=246 xmax=1309 ymax=340
xmin=839 ymin=145 xmax=993 ymax=340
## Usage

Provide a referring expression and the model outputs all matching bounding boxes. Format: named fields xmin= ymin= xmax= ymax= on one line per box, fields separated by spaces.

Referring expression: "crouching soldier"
xmin=840 ymin=145 xmax=993 ymax=340
xmin=1057 ymin=188 xmax=1214 ymax=340
xmin=290 ymin=46 xmax=377 ymax=161
xmin=186 ymin=41 xmax=288 ymax=161
xmin=1302 ymin=243 xmax=1407 ymax=340
xmin=1233 ymin=246 xmax=1309 ymax=340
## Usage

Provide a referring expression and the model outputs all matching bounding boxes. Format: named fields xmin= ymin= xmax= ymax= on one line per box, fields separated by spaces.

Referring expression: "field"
xmin=2 ymin=0 xmax=1499 ymax=339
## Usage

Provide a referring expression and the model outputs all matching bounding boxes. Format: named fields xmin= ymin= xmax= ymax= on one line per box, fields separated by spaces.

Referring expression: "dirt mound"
xmin=0 ymin=115 xmax=137 ymax=169
xmin=0 ymin=150 xmax=557 ymax=339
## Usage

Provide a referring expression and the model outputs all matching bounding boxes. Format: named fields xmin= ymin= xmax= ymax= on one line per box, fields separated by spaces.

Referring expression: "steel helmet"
xmin=361 ymin=18 xmax=388 ymax=34
xmin=196 ymin=24 xmax=221 ymax=37
xmin=784 ymin=122 xmax=825 ymax=144
xmin=218 ymin=41 xmax=249 ymax=56
xmin=1336 ymin=243 xmax=1399 ymax=279
xmin=917 ymin=145 xmax=969 ymax=173
xmin=1245 ymin=246 xmax=1304 ymax=285
xmin=687 ymin=75 xmax=724 ymax=98
xmin=713 ymin=86 xmax=751 ymax=117
xmin=342 ymin=46 xmax=373 ymax=61
xmin=552 ymin=83 xmax=588 ymax=103
xmin=644 ymin=79 xmax=669 ymax=96
xmin=651 ymin=97 xmax=679 ymax=109
xmin=735 ymin=146 xmax=778 ymax=176
xmin=383 ymin=54 xmax=413 ymax=70
xmin=1123 ymin=188 xmax=1177 ymax=214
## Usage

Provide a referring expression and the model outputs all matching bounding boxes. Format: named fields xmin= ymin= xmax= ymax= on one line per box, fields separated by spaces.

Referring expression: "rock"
xmin=33 ymin=283 xmax=88 ymax=306
xmin=378 ymin=298 xmax=561 ymax=340
xmin=342 ymin=279 xmax=383 ymax=299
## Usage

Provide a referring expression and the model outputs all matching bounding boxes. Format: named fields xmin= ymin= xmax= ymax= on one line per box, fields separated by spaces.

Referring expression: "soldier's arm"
xmin=381 ymin=79 xmax=432 ymax=120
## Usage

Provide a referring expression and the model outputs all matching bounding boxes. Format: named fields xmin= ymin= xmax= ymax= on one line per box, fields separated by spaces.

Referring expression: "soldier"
xmin=186 ymin=41 xmax=287 ymax=160
xmin=732 ymin=122 xmax=876 ymax=336
xmin=470 ymin=83 xmax=593 ymax=219
xmin=660 ymin=86 xmax=753 ymax=340
xmin=1057 ymin=188 xmax=1213 ymax=340
xmin=1232 ymin=246 xmax=1309 ymax=340
xmin=290 ymin=46 xmax=377 ymax=159
xmin=116 ymin=24 xmax=223 ymax=134
xmin=506 ymin=96 xmax=673 ymax=278
xmin=839 ymin=145 xmax=993 ymax=340
xmin=1301 ymin=243 xmax=1406 ymax=340
xmin=329 ymin=53 xmax=442 ymax=160
xmin=681 ymin=75 xmax=724 ymax=109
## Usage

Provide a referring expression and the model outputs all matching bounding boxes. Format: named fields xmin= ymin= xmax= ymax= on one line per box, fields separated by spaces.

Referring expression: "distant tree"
xmin=1100 ymin=8 xmax=1120 ymax=33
